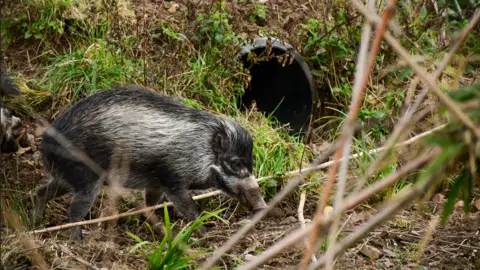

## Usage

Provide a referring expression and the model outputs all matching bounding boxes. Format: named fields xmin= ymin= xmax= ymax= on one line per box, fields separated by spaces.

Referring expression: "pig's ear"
xmin=212 ymin=133 xmax=227 ymax=153
xmin=210 ymin=164 xmax=222 ymax=177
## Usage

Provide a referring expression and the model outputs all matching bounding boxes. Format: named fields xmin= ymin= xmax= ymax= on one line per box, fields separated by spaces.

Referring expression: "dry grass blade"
xmin=301 ymin=1 xmax=397 ymax=267
xmin=1 ymin=199 xmax=50 ymax=270
xmin=321 ymin=0 xmax=375 ymax=268
xmin=413 ymin=216 xmax=440 ymax=262
xmin=237 ymin=150 xmax=437 ymax=270
xmin=298 ymin=191 xmax=317 ymax=263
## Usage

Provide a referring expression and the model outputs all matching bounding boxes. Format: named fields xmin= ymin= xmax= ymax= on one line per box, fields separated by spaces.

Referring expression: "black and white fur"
xmin=0 ymin=72 xmax=22 ymax=153
xmin=33 ymin=85 xmax=267 ymax=240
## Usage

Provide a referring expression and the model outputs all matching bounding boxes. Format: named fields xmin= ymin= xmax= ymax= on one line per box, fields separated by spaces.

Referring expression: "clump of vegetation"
xmin=1 ymin=0 xmax=90 ymax=46
xmin=40 ymin=39 xmax=143 ymax=108
xmin=249 ymin=4 xmax=267 ymax=25
xmin=127 ymin=204 xmax=225 ymax=270
xmin=238 ymin=107 xmax=312 ymax=198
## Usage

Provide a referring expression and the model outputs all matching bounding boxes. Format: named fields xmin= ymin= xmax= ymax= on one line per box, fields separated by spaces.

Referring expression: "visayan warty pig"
xmin=33 ymin=85 xmax=268 ymax=240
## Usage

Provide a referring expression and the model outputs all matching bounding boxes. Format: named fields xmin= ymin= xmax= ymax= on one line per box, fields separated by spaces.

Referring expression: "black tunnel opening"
xmin=237 ymin=38 xmax=314 ymax=137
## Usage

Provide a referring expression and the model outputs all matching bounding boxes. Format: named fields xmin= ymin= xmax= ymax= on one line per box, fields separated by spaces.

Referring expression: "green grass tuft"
xmin=41 ymin=39 xmax=143 ymax=108
xmin=127 ymin=203 xmax=225 ymax=270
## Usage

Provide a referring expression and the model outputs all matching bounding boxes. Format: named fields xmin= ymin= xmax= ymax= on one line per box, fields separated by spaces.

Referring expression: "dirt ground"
xmin=1 ymin=118 xmax=479 ymax=270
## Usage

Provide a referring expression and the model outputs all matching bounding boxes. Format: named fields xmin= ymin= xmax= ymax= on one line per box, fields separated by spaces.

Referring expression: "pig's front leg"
xmin=163 ymin=187 xmax=207 ymax=236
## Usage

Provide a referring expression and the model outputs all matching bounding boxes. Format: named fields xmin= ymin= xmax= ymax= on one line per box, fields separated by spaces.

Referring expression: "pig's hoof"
xmin=69 ymin=227 xmax=84 ymax=241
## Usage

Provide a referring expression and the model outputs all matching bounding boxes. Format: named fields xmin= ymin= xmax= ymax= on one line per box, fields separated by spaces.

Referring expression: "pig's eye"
xmin=230 ymin=160 xmax=242 ymax=172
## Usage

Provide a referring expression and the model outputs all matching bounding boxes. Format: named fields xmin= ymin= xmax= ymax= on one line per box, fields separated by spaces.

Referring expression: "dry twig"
xmin=1 ymin=198 xmax=50 ymax=270
xmin=60 ymin=245 xmax=103 ymax=270
xmin=298 ymin=191 xmax=317 ymax=263
xmin=413 ymin=216 xmax=440 ymax=262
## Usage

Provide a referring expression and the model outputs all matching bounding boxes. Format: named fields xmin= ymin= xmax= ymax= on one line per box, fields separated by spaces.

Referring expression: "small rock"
xmin=232 ymin=219 xmax=251 ymax=229
xmin=31 ymin=151 xmax=41 ymax=163
xmin=455 ymin=200 xmax=465 ymax=210
xmin=382 ymin=248 xmax=397 ymax=258
xmin=323 ymin=206 xmax=333 ymax=215
xmin=360 ymin=245 xmax=381 ymax=260
xmin=304 ymin=219 xmax=312 ymax=223
xmin=244 ymin=254 xmax=257 ymax=261
xmin=280 ymin=216 xmax=297 ymax=225
xmin=351 ymin=211 xmax=370 ymax=224
xmin=380 ymin=260 xmax=394 ymax=268
xmin=34 ymin=125 xmax=47 ymax=137
xmin=473 ymin=200 xmax=480 ymax=211
xmin=268 ymin=207 xmax=283 ymax=218
xmin=167 ymin=3 xmax=179 ymax=13
xmin=431 ymin=193 xmax=445 ymax=204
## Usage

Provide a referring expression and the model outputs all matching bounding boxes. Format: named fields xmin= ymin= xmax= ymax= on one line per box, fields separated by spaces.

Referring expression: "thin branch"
xmin=349 ymin=0 xmax=403 ymax=36
xmin=2 ymin=199 xmax=50 ymax=270
xmin=301 ymin=1 xmax=397 ymax=267
xmin=298 ymin=191 xmax=317 ymax=263
xmin=60 ymin=245 xmax=102 ymax=270
xmin=413 ymin=216 xmax=440 ymax=262
xmin=199 ymin=161 xmax=318 ymax=269
xmin=322 ymin=0 xmax=376 ymax=267
xmin=237 ymin=150 xmax=437 ymax=270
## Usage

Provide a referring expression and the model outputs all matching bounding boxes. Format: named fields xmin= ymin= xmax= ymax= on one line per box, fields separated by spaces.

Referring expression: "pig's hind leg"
xmin=145 ymin=188 xmax=167 ymax=207
xmin=33 ymin=175 xmax=72 ymax=226
xmin=66 ymin=168 xmax=103 ymax=241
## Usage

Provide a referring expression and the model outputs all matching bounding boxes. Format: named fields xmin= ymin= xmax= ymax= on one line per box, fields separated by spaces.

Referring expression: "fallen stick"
xmin=26 ymin=124 xmax=445 ymax=236
xmin=298 ymin=192 xmax=317 ymax=263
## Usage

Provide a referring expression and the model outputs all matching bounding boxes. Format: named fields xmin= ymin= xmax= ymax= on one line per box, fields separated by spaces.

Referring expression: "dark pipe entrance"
xmin=238 ymin=38 xmax=314 ymax=137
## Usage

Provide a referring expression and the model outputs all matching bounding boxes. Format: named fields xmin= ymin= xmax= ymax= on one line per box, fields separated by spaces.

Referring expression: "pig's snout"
xmin=241 ymin=176 xmax=268 ymax=213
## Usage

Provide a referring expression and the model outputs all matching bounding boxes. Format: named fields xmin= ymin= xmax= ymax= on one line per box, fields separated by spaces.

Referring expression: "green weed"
xmin=193 ymin=2 xmax=241 ymax=55
xmin=249 ymin=4 xmax=267 ymax=25
xmin=239 ymin=108 xmax=312 ymax=199
xmin=177 ymin=52 xmax=246 ymax=115
xmin=1 ymin=0 xmax=90 ymax=46
xmin=127 ymin=203 xmax=225 ymax=270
